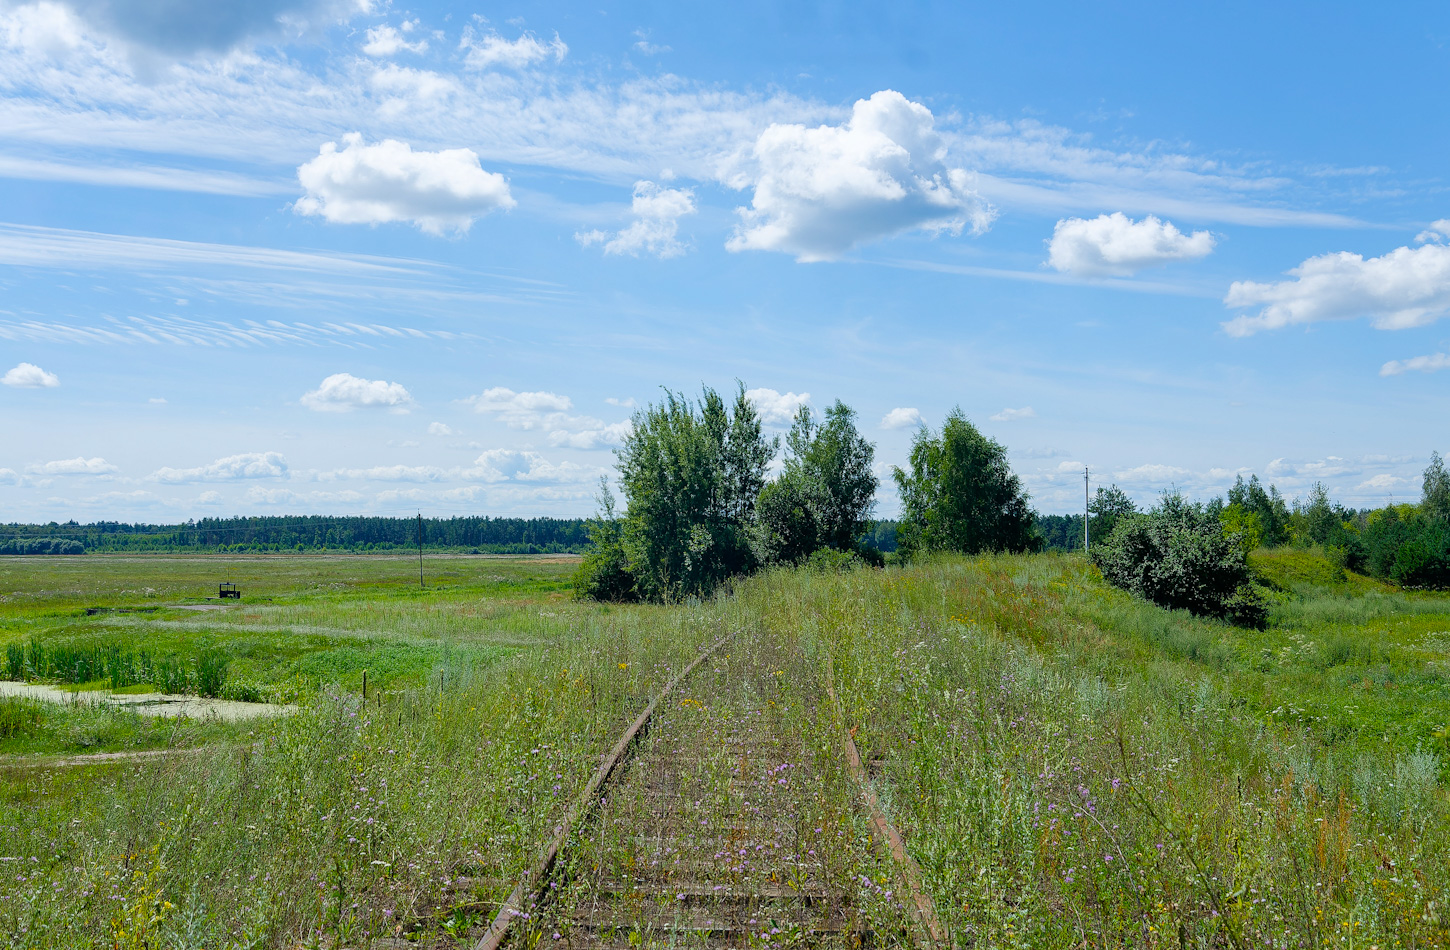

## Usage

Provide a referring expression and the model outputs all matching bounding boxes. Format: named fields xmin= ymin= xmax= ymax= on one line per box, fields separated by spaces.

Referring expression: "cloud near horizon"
xmin=26 ymin=456 xmax=118 ymax=476
xmin=880 ymin=407 xmax=922 ymax=429
xmin=745 ymin=388 xmax=810 ymax=425
xmin=150 ymin=452 xmax=289 ymax=483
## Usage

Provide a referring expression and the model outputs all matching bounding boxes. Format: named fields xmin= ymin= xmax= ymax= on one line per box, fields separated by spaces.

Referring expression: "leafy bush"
xmin=572 ymin=486 xmax=637 ymax=602
xmin=1092 ymin=493 xmax=1267 ymax=628
xmin=751 ymin=475 xmax=820 ymax=565
xmin=804 ymin=548 xmax=867 ymax=573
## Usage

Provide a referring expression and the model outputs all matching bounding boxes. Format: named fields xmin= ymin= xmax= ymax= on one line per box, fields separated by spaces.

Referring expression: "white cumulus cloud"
xmin=301 ymin=373 xmax=414 ymax=412
xmin=1047 ymin=213 xmax=1214 ymax=277
xmin=465 ymin=449 xmax=597 ymax=483
xmin=880 ymin=407 xmax=922 ymax=430
xmin=725 ymin=90 xmax=993 ymax=262
xmin=990 ymin=406 xmax=1036 ymax=422
xmin=460 ymin=25 xmax=566 ymax=69
xmin=294 ymin=133 xmax=514 ymax=235
xmin=1380 ymin=352 xmax=1450 ymax=376
xmin=27 ymin=456 xmax=117 ymax=475
xmin=577 ymin=181 xmax=696 ymax=259
xmin=1356 ymin=473 xmax=1409 ymax=492
xmin=150 ymin=452 xmax=288 ymax=483
xmin=464 ymin=386 xmax=573 ymax=428
xmin=746 ymin=388 xmax=810 ymax=425
xmin=427 ymin=421 xmax=455 ymax=435
xmin=1112 ymin=463 xmax=1191 ymax=483
xmin=548 ymin=420 xmax=633 ymax=450
xmin=1223 ymin=238 xmax=1450 ymax=337
xmin=3 ymin=361 xmax=59 ymax=388
xmin=362 ymin=21 xmax=426 ymax=56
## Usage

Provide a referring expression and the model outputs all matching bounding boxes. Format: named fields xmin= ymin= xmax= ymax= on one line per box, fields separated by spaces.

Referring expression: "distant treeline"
xmin=0 ymin=538 xmax=85 ymax=555
xmin=0 ymin=515 xmax=906 ymax=557
xmin=0 ymin=516 xmax=593 ymax=554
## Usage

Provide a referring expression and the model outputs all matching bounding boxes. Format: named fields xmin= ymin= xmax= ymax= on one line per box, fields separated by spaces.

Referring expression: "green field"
xmin=0 ymin=552 xmax=1447 ymax=947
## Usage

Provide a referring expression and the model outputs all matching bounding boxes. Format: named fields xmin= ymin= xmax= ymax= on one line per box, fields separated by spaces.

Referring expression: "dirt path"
xmin=0 ymin=748 xmax=192 ymax=769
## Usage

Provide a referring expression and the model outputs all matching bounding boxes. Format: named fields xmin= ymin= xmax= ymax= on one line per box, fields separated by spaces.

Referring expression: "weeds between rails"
xmin=2 ymin=552 xmax=1449 ymax=948
xmin=522 ymin=622 xmax=917 ymax=949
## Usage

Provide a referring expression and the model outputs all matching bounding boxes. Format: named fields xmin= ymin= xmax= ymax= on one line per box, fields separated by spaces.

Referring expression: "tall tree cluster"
xmin=893 ymin=409 xmax=1038 ymax=558
xmin=579 ymin=391 xmax=1040 ymax=601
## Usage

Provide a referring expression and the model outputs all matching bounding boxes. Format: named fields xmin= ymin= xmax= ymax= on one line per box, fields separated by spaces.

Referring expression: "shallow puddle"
xmin=0 ymin=680 xmax=294 ymax=720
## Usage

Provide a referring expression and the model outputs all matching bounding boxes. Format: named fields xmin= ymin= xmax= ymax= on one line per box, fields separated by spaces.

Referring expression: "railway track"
xmin=460 ymin=631 xmax=938 ymax=950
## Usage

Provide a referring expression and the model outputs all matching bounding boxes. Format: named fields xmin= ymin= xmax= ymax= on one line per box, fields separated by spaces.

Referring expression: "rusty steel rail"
xmin=472 ymin=633 xmax=734 ymax=950
xmin=824 ymin=662 xmax=951 ymax=949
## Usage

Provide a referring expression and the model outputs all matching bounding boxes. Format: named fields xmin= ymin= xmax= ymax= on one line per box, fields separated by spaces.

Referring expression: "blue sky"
xmin=2 ymin=0 xmax=1448 ymax=522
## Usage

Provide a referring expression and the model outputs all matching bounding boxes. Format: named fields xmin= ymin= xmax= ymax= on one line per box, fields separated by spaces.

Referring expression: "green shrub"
xmin=751 ymin=476 xmax=819 ymax=565
xmin=572 ymin=487 xmax=638 ymax=603
xmin=1092 ymin=492 xmax=1267 ymax=628
xmin=804 ymin=548 xmax=865 ymax=573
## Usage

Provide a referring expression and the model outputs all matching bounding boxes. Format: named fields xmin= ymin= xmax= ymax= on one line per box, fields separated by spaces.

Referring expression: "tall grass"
xmin=0 ymin=603 xmax=714 ymax=948
xmin=736 ymin=556 xmax=1450 ymax=947
xmin=2 ymin=554 xmax=1447 ymax=947
xmin=2 ymin=638 xmax=228 ymax=697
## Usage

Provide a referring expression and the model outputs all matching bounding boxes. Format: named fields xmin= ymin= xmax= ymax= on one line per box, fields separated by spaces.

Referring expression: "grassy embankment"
xmin=0 ymin=550 xmax=1447 ymax=947
xmin=761 ymin=550 xmax=1450 ymax=947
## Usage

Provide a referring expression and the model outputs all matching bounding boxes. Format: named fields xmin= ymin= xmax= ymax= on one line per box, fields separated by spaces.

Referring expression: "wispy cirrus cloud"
xmin=460 ymin=25 xmax=567 ymax=70
xmin=0 ymin=5 xmax=1376 ymax=237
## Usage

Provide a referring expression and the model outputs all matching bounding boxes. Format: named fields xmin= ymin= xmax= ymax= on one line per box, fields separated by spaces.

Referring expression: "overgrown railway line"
xmin=456 ymin=631 xmax=941 ymax=950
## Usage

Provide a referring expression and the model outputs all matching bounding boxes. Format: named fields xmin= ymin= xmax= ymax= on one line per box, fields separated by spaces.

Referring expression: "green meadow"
xmin=0 ymin=551 xmax=1446 ymax=947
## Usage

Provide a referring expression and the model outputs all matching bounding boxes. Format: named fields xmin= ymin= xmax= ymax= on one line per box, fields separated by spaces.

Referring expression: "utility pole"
xmin=1084 ymin=466 xmax=1090 ymax=554
xmin=417 ymin=512 xmax=424 ymax=589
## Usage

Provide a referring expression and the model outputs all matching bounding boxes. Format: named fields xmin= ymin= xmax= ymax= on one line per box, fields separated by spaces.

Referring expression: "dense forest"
xmin=0 ymin=514 xmax=905 ymax=557
xmin=0 ymin=516 xmax=593 ymax=554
